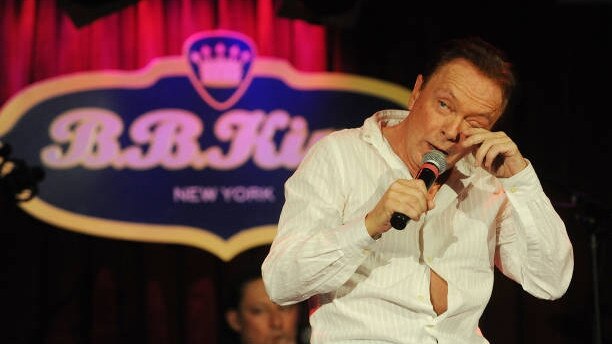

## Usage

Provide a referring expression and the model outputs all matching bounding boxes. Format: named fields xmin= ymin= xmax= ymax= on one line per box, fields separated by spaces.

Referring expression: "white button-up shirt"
xmin=262 ymin=110 xmax=574 ymax=343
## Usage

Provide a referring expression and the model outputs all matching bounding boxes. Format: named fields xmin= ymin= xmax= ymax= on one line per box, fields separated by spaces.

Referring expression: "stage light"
xmin=0 ymin=140 xmax=45 ymax=204
xmin=0 ymin=140 xmax=11 ymax=162
xmin=58 ymin=0 xmax=141 ymax=28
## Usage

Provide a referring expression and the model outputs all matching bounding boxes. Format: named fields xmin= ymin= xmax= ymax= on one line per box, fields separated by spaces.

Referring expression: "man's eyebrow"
xmin=436 ymin=88 xmax=457 ymax=101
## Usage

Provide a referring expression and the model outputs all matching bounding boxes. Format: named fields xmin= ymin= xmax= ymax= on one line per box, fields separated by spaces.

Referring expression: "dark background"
xmin=286 ymin=0 xmax=612 ymax=208
xmin=304 ymin=1 xmax=612 ymax=342
xmin=311 ymin=1 xmax=612 ymax=342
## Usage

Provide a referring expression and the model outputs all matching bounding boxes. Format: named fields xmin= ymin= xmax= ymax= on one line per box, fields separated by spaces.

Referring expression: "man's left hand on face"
xmin=461 ymin=127 xmax=528 ymax=178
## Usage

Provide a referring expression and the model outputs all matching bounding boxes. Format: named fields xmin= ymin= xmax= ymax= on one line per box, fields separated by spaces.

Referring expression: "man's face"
xmin=227 ymin=278 xmax=299 ymax=344
xmin=405 ymin=58 xmax=504 ymax=172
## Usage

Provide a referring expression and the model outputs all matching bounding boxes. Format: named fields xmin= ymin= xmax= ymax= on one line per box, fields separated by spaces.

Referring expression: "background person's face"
xmin=229 ymin=278 xmax=299 ymax=344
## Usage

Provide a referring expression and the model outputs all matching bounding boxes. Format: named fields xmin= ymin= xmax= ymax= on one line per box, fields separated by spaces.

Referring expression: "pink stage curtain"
xmin=0 ymin=1 xmax=327 ymax=343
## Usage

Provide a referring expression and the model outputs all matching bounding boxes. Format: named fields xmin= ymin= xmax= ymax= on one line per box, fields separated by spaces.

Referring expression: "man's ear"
xmin=408 ymin=74 xmax=424 ymax=110
xmin=226 ymin=310 xmax=242 ymax=332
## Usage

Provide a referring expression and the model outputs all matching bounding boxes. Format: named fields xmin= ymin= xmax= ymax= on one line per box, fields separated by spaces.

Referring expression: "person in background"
xmin=222 ymin=245 xmax=308 ymax=344
xmin=261 ymin=36 xmax=574 ymax=343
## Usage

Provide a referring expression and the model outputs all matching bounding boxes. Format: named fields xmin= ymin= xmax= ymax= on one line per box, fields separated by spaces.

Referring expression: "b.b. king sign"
xmin=0 ymin=30 xmax=409 ymax=260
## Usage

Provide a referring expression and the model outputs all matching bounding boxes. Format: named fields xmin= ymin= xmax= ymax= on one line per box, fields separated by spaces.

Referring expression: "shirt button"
xmin=510 ymin=186 xmax=518 ymax=193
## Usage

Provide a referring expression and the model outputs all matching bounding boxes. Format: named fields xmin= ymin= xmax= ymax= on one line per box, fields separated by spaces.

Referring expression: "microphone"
xmin=390 ymin=149 xmax=447 ymax=230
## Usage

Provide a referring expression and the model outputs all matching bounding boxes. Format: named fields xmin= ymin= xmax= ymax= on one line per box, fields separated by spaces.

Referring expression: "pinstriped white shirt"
xmin=262 ymin=110 xmax=574 ymax=344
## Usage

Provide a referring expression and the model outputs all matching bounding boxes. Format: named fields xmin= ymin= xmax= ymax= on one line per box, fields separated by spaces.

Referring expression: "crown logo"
xmin=184 ymin=30 xmax=257 ymax=110
xmin=189 ymin=42 xmax=252 ymax=88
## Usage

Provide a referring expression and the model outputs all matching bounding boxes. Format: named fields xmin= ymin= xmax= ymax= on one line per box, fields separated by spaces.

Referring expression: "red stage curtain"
xmin=0 ymin=0 xmax=328 ymax=105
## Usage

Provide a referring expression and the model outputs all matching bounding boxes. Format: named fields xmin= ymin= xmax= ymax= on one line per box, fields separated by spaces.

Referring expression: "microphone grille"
xmin=422 ymin=150 xmax=447 ymax=173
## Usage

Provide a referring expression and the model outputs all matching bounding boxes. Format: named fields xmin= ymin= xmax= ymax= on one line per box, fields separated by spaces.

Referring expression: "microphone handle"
xmin=391 ymin=167 xmax=438 ymax=230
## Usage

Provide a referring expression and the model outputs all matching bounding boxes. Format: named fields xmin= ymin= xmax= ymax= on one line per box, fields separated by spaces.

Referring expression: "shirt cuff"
xmin=334 ymin=216 xmax=378 ymax=255
xmin=498 ymin=160 xmax=544 ymax=197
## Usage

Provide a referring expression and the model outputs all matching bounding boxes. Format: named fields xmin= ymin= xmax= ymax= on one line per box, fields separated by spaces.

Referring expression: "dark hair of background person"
xmin=219 ymin=244 xmax=311 ymax=344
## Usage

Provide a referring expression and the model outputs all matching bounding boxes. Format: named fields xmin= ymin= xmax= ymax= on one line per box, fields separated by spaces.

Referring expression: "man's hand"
xmin=365 ymin=179 xmax=435 ymax=238
xmin=461 ymin=127 xmax=527 ymax=178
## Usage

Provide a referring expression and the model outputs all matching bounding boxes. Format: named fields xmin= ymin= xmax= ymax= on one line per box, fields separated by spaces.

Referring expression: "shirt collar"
xmin=359 ymin=109 xmax=478 ymax=178
xmin=360 ymin=109 xmax=409 ymax=144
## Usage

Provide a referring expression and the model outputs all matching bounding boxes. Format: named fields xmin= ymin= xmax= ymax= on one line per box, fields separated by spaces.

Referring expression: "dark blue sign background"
xmin=3 ymin=74 xmax=405 ymax=240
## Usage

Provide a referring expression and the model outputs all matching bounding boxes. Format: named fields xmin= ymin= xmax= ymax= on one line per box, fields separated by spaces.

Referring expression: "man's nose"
xmin=443 ymin=115 xmax=462 ymax=143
